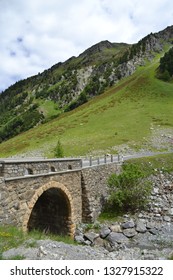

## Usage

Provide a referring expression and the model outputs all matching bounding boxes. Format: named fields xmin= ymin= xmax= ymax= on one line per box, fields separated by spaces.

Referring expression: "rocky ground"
xmin=3 ymin=217 xmax=173 ymax=260
xmin=109 ymin=127 xmax=173 ymax=156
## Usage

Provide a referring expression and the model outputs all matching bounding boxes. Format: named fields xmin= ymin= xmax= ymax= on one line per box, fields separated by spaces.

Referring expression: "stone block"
xmin=84 ymin=232 xmax=99 ymax=243
xmin=99 ymin=226 xmax=111 ymax=239
xmin=123 ymin=228 xmax=137 ymax=238
xmin=168 ymin=208 xmax=173 ymax=216
xmin=163 ymin=216 xmax=171 ymax=222
xmin=121 ymin=220 xmax=135 ymax=229
xmin=110 ymin=224 xmax=122 ymax=233
xmin=136 ymin=221 xmax=147 ymax=233
xmin=106 ymin=232 xmax=129 ymax=245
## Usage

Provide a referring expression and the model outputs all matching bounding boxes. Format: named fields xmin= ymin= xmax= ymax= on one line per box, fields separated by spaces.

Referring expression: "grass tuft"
xmin=0 ymin=226 xmax=76 ymax=259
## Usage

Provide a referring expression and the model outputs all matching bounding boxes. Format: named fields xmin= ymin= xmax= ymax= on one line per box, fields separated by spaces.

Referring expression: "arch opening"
xmin=50 ymin=166 xmax=56 ymax=172
xmin=27 ymin=187 xmax=72 ymax=235
xmin=68 ymin=164 xmax=72 ymax=170
xmin=25 ymin=168 xmax=33 ymax=175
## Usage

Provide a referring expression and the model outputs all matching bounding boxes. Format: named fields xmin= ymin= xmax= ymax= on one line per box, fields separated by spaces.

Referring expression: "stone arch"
xmin=50 ymin=166 xmax=56 ymax=172
xmin=25 ymin=168 xmax=33 ymax=175
xmin=23 ymin=181 xmax=75 ymax=236
xmin=68 ymin=164 xmax=72 ymax=170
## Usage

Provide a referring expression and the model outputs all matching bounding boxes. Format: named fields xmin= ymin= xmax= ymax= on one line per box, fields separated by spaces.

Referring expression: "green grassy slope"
xmin=0 ymin=55 xmax=173 ymax=158
xmin=0 ymin=41 xmax=129 ymax=144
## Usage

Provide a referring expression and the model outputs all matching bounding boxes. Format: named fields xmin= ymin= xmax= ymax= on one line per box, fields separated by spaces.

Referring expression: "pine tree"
xmin=54 ymin=140 xmax=64 ymax=158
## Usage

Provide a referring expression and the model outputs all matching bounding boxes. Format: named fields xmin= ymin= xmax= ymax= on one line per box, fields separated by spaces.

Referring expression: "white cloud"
xmin=0 ymin=0 xmax=173 ymax=92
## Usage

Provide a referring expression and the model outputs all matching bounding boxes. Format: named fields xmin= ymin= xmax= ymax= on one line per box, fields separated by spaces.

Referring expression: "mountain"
xmin=0 ymin=25 xmax=173 ymax=157
xmin=0 ymin=40 xmax=129 ymax=143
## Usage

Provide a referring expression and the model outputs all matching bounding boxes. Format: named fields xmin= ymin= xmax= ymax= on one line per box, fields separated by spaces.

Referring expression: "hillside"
xmin=0 ymin=41 xmax=129 ymax=143
xmin=0 ymin=25 xmax=173 ymax=157
xmin=0 ymin=52 xmax=173 ymax=158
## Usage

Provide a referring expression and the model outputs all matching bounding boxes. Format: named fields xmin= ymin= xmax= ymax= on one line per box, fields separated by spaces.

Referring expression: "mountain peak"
xmin=79 ymin=40 xmax=114 ymax=57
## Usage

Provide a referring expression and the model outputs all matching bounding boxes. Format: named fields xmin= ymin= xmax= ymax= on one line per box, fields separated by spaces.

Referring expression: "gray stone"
xmin=155 ymin=213 xmax=161 ymax=217
xmin=84 ymin=232 xmax=99 ymax=243
xmin=149 ymin=228 xmax=158 ymax=235
xmin=38 ymin=246 xmax=47 ymax=256
xmin=13 ymin=202 xmax=20 ymax=210
xmin=168 ymin=208 xmax=173 ymax=215
xmin=106 ymin=232 xmax=129 ymax=245
xmin=84 ymin=240 xmax=92 ymax=246
xmin=123 ymin=228 xmax=137 ymax=238
xmin=93 ymin=237 xmax=105 ymax=247
xmin=138 ymin=213 xmax=144 ymax=218
xmin=153 ymin=187 xmax=159 ymax=194
xmin=163 ymin=216 xmax=171 ymax=222
xmin=123 ymin=214 xmax=129 ymax=219
xmin=74 ymin=235 xmax=85 ymax=244
xmin=75 ymin=228 xmax=82 ymax=236
xmin=100 ymin=226 xmax=111 ymax=239
xmin=146 ymin=221 xmax=157 ymax=229
xmin=143 ymin=254 xmax=155 ymax=260
xmin=136 ymin=221 xmax=147 ymax=233
xmin=121 ymin=220 xmax=135 ymax=229
xmin=103 ymin=240 xmax=118 ymax=252
xmin=110 ymin=224 xmax=122 ymax=233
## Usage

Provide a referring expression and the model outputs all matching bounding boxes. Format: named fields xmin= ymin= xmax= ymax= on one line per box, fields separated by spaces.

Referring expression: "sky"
xmin=0 ymin=0 xmax=173 ymax=92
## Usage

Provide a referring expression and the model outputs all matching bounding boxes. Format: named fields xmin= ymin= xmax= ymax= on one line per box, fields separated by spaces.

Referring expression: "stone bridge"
xmin=0 ymin=158 xmax=121 ymax=236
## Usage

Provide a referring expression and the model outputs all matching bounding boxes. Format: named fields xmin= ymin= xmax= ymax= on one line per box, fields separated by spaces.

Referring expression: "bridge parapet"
xmin=0 ymin=158 xmax=82 ymax=179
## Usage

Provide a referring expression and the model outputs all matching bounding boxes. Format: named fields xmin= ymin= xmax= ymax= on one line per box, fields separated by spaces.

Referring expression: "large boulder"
xmin=106 ymin=232 xmax=129 ymax=245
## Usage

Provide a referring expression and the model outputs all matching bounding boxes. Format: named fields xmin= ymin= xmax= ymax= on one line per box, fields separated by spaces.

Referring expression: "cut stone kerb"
xmin=22 ymin=181 xmax=75 ymax=236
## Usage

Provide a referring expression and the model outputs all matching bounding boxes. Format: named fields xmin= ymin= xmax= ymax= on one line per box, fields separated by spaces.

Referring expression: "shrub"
xmin=157 ymin=69 xmax=171 ymax=81
xmin=157 ymin=47 xmax=173 ymax=81
xmin=54 ymin=140 xmax=64 ymax=158
xmin=106 ymin=163 xmax=152 ymax=214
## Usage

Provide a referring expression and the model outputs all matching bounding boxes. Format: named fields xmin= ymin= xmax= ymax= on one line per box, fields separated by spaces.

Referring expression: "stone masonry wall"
xmin=0 ymin=170 xmax=82 ymax=236
xmin=81 ymin=162 xmax=122 ymax=222
xmin=0 ymin=158 xmax=82 ymax=178
xmin=0 ymin=177 xmax=6 ymax=223
xmin=142 ymin=171 xmax=173 ymax=223
xmin=81 ymin=167 xmax=173 ymax=225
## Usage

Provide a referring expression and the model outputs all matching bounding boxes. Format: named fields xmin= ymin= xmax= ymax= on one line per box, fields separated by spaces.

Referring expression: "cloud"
xmin=0 ymin=0 xmax=173 ymax=92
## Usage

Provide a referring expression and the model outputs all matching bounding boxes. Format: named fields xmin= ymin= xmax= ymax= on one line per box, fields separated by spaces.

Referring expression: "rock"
xmin=138 ymin=213 xmax=144 ymax=218
xmin=153 ymin=187 xmax=159 ymax=194
xmin=94 ymin=237 xmax=105 ymax=247
xmin=146 ymin=221 xmax=157 ymax=229
xmin=136 ymin=221 xmax=147 ymax=233
xmin=163 ymin=216 xmax=171 ymax=222
xmin=123 ymin=214 xmax=129 ymax=219
xmin=74 ymin=235 xmax=85 ymax=244
xmin=75 ymin=228 xmax=82 ymax=236
xmin=2 ymin=218 xmax=173 ymax=260
xmin=37 ymin=246 xmax=47 ymax=257
xmin=149 ymin=228 xmax=158 ymax=235
xmin=103 ymin=240 xmax=117 ymax=252
xmin=84 ymin=232 xmax=99 ymax=243
xmin=84 ymin=240 xmax=92 ymax=246
xmin=100 ymin=226 xmax=111 ymax=239
xmin=123 ymin=228 xmax=137 ymax=238
xmin=143 ymin=253 xmax=155 ymax=260
xmin=168 ymin=208 xmax=173 ymax=215
xmin=141 ymin=249 xmax=156 ymax=259
xmin=121 ymin=220 xmax=135 ymax=229
xmin=106 ymin=232 xmax=129 ymax=245
xmin=110 ymin=224 xmax=122 ymax=233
